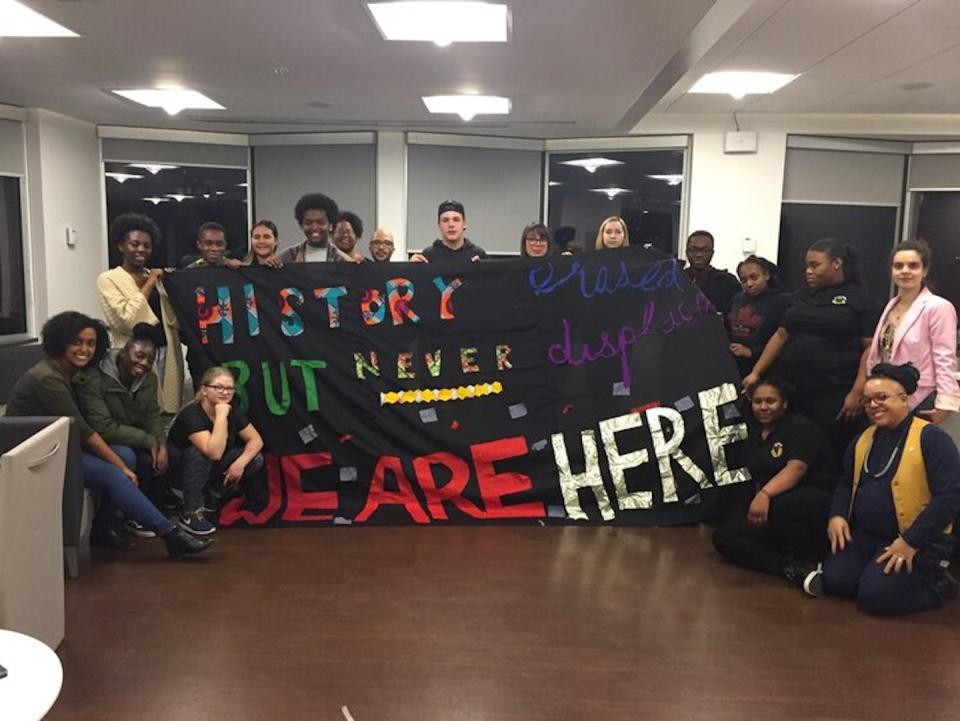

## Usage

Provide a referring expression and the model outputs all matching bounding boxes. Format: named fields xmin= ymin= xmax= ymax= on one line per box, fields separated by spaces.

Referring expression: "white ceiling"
xmin=2 ymin=0 xmax=960 ymax=139
xmin=660 ymin=0 xmax=960 ymax=115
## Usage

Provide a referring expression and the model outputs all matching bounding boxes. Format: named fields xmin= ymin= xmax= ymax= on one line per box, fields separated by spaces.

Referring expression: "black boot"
xmin=91 ymin=520 xmax=136 ymax=551
xmin=163 ymin=527 xmax=215 ymax=559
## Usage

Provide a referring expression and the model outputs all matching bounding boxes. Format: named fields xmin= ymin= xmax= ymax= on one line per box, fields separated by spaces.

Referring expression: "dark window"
xmin=0 ymin=176 xmax=27 ymax=336
xmin=104 ymin=162 xmax=248 ymax=268
xmin=547 ymin=150 xmax=685 ymax=255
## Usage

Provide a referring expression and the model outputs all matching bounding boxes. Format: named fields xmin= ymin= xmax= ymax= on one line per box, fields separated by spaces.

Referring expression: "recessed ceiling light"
xmin=214 ymin=191 xmax=226 ymax=196
xmin=142 ymin=197 xmax=171 ymax=205
xmin=0 ymin=0 xmax=79 ymax=37
xmin=689 ymin=71 xmax=798 ymax=100
xmin=105 ymin=172 xmax=144 ymax=183
xmin=646 ymin=174 xmax=683 ymax=186
xmin=113 ymin=88 xmax=225 ymax=116
xmin=166 ymin=193 xmax=194 ymax=202
xmin=422 ymin=95 xmax=510 ymax=121
xmin=560 ymin=157 xmax=624 ymax=174
xmin=589 ymin=187 xmax=631 ymax=200
xmin=367 ymin=2 xmax=509 ymax=47
xmin=128 ymin=163 xmax=179 ymax=175
xmin=548 ymin=181 xmax=562 ymax=187
xmin=237 ymin=182 xmax=248 ymax=188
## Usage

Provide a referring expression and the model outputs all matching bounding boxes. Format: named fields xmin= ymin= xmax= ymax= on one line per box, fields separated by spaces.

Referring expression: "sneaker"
xmin=176 ymin=510 xmax=216 ymax=536
xmin=783 ymin=562 xmax=824 ymax=597
xmin=124 ymin=520 xmax=157 ymax=538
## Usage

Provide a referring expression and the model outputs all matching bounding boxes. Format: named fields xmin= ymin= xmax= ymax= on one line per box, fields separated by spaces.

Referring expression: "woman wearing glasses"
xmin=167 ymin=366 xmax=264 ymax=536
xmin=520 ymin=223 xmax=553 ymax=258
xmin=814 ymin=362 xmax=960 ymax=614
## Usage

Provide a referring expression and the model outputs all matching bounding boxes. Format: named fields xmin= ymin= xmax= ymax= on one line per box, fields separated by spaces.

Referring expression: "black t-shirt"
xmin=745 ymin=412 xmax=839 ymax=491
xmin=726 ymin=287 xmax=790 ymax=376
xmin=167 ymin=400 xmax=251 ymax=452
xmin=776 ymin=283 xmax=880 ymax=390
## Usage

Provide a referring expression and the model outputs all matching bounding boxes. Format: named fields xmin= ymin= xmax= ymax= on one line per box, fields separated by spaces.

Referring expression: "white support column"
xmin=376 ymin=131 xmax=408 ymax=258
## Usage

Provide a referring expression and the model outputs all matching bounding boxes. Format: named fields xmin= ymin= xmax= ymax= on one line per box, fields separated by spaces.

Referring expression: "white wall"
xmin=25 ymin=109 xmax=106 ymax=320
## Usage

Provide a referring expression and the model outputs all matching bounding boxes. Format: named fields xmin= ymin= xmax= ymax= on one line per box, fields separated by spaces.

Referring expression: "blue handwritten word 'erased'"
xmin=527 ymin=258 xmax=682 ymax=299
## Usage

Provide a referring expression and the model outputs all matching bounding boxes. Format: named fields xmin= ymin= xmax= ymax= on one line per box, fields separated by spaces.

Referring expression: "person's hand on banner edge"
xmin=409 ymin=253 xmax=428 ymax=263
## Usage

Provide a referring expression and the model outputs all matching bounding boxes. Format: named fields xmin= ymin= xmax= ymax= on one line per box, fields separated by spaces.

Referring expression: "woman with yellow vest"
xmin=815 ymin=363 xmax=960 ymax=614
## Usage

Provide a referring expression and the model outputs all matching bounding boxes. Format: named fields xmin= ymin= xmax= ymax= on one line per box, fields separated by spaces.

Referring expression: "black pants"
xmin=713 ymin=485 xmax=832 ymax=576
xmin=823 ymin=530 xmax=944 ymax=615
xmin=791 ymin=386 xmax=863 ymax=461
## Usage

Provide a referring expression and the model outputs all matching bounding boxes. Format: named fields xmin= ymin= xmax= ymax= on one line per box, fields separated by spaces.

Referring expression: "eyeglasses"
xmin=204 ymin=384 xmax=235 ymax=394
xmin=860 ymin=392 xmax=905 ymax=408
xmin=686 ymin=246 xmax=713 ymax=255
xmin=370 ymin=239 xmax=394 ymax=247
xmin=525 ymin=237 xmax=548 ymax=244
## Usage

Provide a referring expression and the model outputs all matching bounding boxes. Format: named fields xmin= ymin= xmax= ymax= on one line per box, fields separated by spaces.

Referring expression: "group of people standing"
xmin=6 ymin=188 xmax=959 ymax=615
xmin=698 ymin=229 xmax=960 ymax=614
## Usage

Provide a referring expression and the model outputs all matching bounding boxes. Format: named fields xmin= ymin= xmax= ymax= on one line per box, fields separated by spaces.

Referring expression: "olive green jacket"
xmin=73 ymin=350 xmax=166 ymax=449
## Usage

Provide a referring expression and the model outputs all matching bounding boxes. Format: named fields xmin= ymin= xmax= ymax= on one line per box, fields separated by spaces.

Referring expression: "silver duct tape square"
xmin=547 ymin=505 xmax=567 ymax=518
xmin=612 ymin=381 xmax=631 ymax=396
xmin=722 ymin=404 xmax=742 ymax=420
xmin=674 ymin=396 xmax=695 ymax=412
xmin=508 ymin=403 xmax=528 ymax=419
xmin=683 ymin=493 xmax=702 ymax=506
xmin=419 ymin=407 xmax=438 ymax=423
xmin=333 ymin=516 xmax=353 ymax=525
xmin=531 ymin=438 xmax=548 ymax=451
xmin=339 ymin=466 xmax=358 ymax=482
xmin=299 ymin=424 xmax=318 ymax=444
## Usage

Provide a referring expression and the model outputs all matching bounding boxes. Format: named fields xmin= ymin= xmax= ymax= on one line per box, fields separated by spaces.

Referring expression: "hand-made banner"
xmin=163 ymin=247 xmax=752 ymax=527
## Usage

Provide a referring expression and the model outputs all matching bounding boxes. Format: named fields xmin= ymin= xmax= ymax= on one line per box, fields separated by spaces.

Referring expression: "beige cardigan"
xmin=96 ymin=266 xmax=185 ymax=414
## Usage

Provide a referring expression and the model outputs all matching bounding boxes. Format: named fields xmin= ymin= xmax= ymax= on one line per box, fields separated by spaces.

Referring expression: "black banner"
xmin=164 ymin=247 xmax=751 ymax=526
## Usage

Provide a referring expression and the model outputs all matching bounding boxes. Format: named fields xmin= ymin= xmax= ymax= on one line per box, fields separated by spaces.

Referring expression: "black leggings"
xmin=713 ymin=485 xmax=832 ymax=576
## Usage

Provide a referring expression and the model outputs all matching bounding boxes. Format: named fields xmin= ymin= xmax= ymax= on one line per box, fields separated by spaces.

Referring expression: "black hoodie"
xmin=422 ymin=237 xmax=488 ymax=263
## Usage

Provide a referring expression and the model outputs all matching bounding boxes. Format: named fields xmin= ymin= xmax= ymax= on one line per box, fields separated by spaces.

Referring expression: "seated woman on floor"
xmin=74 ymin=322 xmax=171 ymax=527
xmin=5 ymin=311 xmax=212 ymax=558
xmin=817 ymin=362 xmax=960 ymax=614
xmin=713 ymin=377 xmax=838 ymax=591
xmin=166 ymin=366 xmax=264 ymax=536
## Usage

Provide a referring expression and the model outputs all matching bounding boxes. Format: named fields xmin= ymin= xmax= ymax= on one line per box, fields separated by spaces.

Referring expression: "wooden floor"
xmin=49 ymin=525 xmax=960 ymax=721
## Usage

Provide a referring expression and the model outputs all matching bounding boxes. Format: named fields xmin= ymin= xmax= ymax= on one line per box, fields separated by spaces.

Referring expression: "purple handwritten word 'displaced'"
xmin=528 ymin=258 xmax=682 ymax=299
xmin=547 ymin=293 xmax=713 ymax=389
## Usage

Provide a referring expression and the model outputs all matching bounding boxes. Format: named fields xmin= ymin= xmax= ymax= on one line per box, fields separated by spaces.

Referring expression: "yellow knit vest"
xmin=851 ymin=416 xmax=950 ymax=534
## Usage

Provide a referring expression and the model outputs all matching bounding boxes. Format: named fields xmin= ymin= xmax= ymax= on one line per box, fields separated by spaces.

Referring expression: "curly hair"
xmin=109 ymin=213 xmax=161 ymax=249
xmin=294 ymin=193 xmax=339 ymax=225
xmin=337 ymin=211 xmax=363 ymax=238
xmin=41 ymin=311 xmax=110 ymax=364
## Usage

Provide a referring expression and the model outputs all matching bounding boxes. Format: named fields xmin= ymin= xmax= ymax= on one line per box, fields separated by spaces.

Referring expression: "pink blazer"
xmin=867 ymin=287 xmax=960 ymax=412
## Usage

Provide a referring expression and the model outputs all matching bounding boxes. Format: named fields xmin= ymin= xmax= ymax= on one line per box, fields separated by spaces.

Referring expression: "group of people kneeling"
xmin=6 ymin=313 xmax=261 ymax=558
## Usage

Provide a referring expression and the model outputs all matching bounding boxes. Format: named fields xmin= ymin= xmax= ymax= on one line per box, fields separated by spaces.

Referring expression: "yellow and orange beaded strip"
xmin=380 ymin=381 xmax=504 ymax=406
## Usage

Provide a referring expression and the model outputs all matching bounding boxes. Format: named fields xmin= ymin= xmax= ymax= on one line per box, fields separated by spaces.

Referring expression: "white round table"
xmin=0 ymin=629 xmax=63 ymax=720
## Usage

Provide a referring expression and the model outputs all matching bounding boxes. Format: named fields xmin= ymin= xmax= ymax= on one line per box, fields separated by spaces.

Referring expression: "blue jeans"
xmin=82 ymin=446 xmax=174 ymax=536
xmin=822 ymin=531 xmax=943 ymax=615
xmin=174 ymin=445 xmax=264 ymax=514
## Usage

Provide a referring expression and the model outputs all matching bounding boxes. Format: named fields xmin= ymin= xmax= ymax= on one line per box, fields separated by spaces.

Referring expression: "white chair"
xmin=0 ymin=417 xmax=70 ymax=650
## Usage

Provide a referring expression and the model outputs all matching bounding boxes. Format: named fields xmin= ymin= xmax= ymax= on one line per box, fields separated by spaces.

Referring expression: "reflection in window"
xmin=104 ymin=162 xmax=248 ymax=268
xmin=547 ymin=150 xmax=684 ymax=255
xmin=0 ymin=176 xmax=27 ymax=336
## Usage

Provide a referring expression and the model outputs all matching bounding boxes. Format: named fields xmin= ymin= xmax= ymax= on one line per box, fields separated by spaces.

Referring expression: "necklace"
xmin=862 ymin=420 xmax=911 ymax=478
